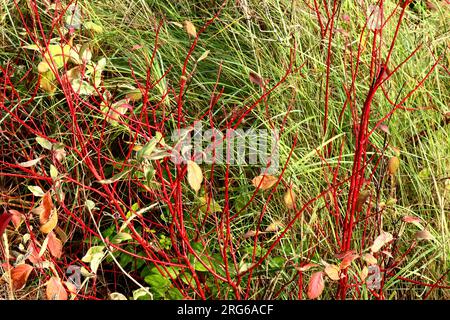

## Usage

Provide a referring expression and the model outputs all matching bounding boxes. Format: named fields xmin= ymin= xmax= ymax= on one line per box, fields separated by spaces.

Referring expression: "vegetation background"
xmin=0 ymin=0 xmax=449 ymax=300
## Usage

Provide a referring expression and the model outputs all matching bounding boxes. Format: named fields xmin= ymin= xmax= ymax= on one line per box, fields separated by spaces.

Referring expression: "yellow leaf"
xmin=183 ymin=20 xmax=197 ymax=38
xmin=362 ymin=253 xmax=377 ymax=265
xmin=283 ymin=186 xmax=296 ymax=209
xmin=324 ymin=264 xmax=340 ymax=281
xmin=186 ymin=160 xmax=203 ymax=192
xmin=40 ymin=208 xmax=58 ymax=234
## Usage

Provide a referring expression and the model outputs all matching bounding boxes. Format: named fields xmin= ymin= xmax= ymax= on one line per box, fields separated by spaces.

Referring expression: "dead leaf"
xmin=242 ymin=230 xmax=258 ymax=239
xmin=403 ymin=216 xmax=421 ymax=224
xmin=187 ymin=160 xmax=203 ymax=192
xmin=252 ymin=175 xmax=278 ymax=190
xmin=11 ymin=264 xmax=33 ymax=291
xmin=46 ymin=276 xmax=68 ymax=300
xmin=324 ymin=264 xmax=340 ymax=281
xmin=370 ymin=231 xmax=393 ymax=253
xmin=47 ymin=231 xmax=63 ymax=259
xmin=249 ymin=71 xmax=264 ymax=87
xmin=283 ymin=187 xmax=296 ymax=209
xmin=387 ymin=156 xmax=400 ymax=175
xmin=307 ymin=271 xmax=325 ymax=299
xmin=18 ymin=156 xmax=44 ymax=168
xmin=415 ymin=230 xmax=433 ymax=240
xmin=265 ymin=221 xmax=283 ymax=232
xmin=183 ymin=20 xmax=197 ymax=38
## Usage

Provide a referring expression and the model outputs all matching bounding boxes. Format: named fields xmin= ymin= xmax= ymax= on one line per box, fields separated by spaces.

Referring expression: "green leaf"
xmin=132 ymin=287 xmax=152 ymax=300
xmin=98 ymin=169 xmax=131 ymax=184
xmin=112 ymin=232 xmax=132 ymax=244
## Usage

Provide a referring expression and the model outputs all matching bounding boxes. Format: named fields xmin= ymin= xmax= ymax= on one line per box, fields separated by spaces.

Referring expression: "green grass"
xmin=0 ymin=0 xmax=448 ymax=300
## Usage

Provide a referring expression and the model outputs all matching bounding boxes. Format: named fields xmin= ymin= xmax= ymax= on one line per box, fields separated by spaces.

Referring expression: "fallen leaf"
xmin=283 ymin=187 xmax=296 ymax=209
xmin=265 ymin=221 xmax=283 ymax=232
xmin=324 ymin=264 xmax=340 ymax=281
xmin=370 ymin=231 xmax=393 ymax=253
xmin=415 ymin=230 xmax=433 ymax=240
xmin=307 ymin=271 xmax=325 ymax=299
xmin=242 ymin=230 xmax=258 ymax=239
xmin=252 ymin=175 xmax=278 ymax=190
xmin=403 ymin=216 xmax=421 ymax=224
xmin=387 ymin=156 xmax=400 ymax=175
xmin=47 ymin=231 xmax=63 ymax=258
xmin=356 ymin=190 xmax=371 ymax=212
xmin=183 ymin=20 xmax=197 ymax=37
xmin=11 ymin=264 xmax=33 ymax=291
xmin=46 ymin=277 xmax=68 ymax=300
xmin=249 ymin=71 xmax=264 ymax=87
xmin=187 ymin=160 xmax=203 ymax=193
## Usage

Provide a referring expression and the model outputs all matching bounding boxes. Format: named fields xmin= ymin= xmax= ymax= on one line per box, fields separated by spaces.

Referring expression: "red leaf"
xmin=11 ymin=264 xmax=33 ymax=291
xmin=334 ymin=249 xmax=356 ymax=259
xmin=47 ymin=231 xmax=63 ymax=259
xmin=340 ymin=253 xmax=359 ymax=269
xmin=46 ymin=276 xmax=68 ymax=300
xmin=9 ymin=210 xmax=23 ymax=229
xmin=249 ymin=71 xmax=264 ymax=88
xmin=307 ymin=271 xmax=325 ymax=299
xmin=403 ymin=216 xmax=420 ymax=223
xmin=0 ymin=212 xmax=12 ymax=237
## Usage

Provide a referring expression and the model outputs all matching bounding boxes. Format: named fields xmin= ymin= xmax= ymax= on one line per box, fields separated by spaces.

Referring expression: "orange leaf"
xmin=11 ymin=264 xmax=33 ymax=291
xmin=307 ymin=271 xmax=325 ymax=299
xmin=38 ymin=192 xmax=53 ymax=225
xmin=46 ymin=277 xmax=68 ymax=300
xmin=340 ymin=253 xmax=359 ymax=269
xmin=252 ymin=175 xmax=278 ymax=190
xmin=40 ymin=208 xmax=58 ymax=234
xmin=47 ymin=231 xmax=63 ymax=259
